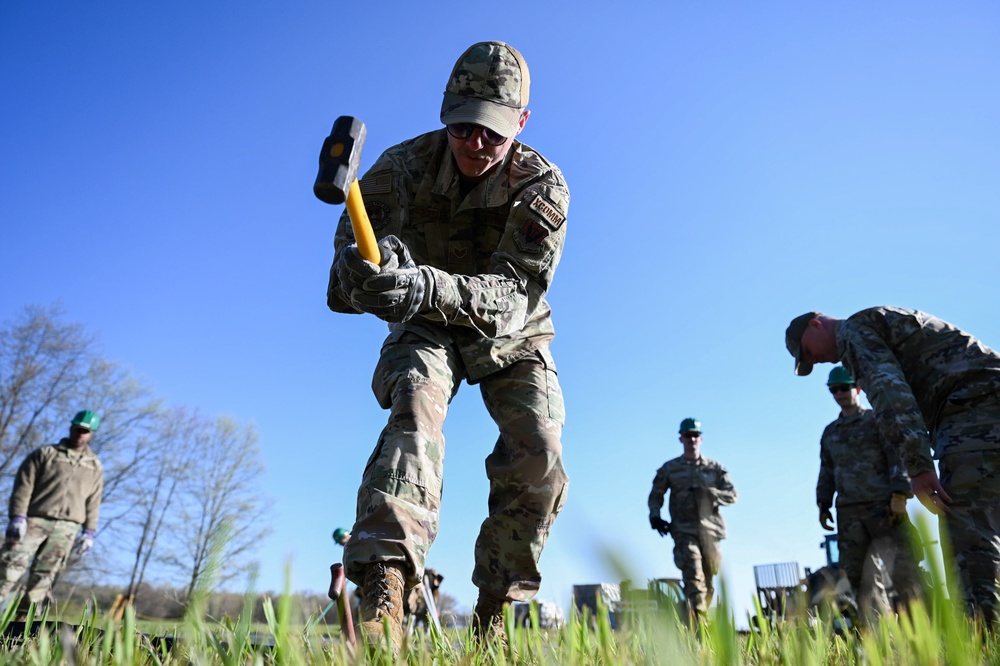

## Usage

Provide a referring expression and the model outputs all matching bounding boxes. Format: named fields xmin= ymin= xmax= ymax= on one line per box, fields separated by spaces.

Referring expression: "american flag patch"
xmin=360 ymin=173 xmax=392 ymax=196
xmin=529 ymin=194 xmax=565 ymax=230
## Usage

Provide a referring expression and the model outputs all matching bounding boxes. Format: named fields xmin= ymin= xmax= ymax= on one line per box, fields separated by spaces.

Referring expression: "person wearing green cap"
xmin=786 ymin=307 xmax=1000 ymax=624
xmin=648 ymin=418 xmax=737 ymax=620
xmin=326 ymin=41 xmax=569 ymax=651
xmin=816 ymin=366 xmax=923 ymax=622
xmin=0 ymin=410 xmax=104 ymax=614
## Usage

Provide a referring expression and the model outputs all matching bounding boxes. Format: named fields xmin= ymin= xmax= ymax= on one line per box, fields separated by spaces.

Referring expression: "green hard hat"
xmin=332 ymin=528 xmax=349 ymax=545
xmin=678 ymin=417 xmax=701 ymax=434
xmin=827 ymin=366 xmax=856 ymax=386
xmin=71 ymin=410 xmax=100 ymax=432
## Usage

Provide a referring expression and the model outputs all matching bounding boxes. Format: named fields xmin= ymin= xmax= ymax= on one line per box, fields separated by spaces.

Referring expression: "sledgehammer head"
xmin=314 ymin=116 xmax=367 ymax=205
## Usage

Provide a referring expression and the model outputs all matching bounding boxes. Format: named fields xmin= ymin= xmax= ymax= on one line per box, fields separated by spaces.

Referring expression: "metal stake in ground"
xmin=421 ymin=571 xmax=442 ymax=633
xmin=327 ymin=563 xmax=356 ymax=651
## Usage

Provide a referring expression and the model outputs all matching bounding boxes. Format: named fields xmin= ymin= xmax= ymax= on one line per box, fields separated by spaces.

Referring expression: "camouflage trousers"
xmin=836 ymin=502 xmax=924 ymax=619
xmin=344 ymin=332 xmax=568 ymax=601
xmin=938 ymin=449 xmax=1000 ymax=623
xmin=672 ymin=532 xmax=721 ymax=615
xmin=0 ymin=517 xmax=79 ymax=608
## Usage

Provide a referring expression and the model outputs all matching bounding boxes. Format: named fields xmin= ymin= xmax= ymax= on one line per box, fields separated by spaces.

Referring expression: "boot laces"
xmin=363 ymin=563 xmax=400 ymax=615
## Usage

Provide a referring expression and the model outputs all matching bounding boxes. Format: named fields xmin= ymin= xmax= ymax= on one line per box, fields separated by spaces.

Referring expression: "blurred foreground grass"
xmin=2 ymin=517 xmax=996 ymax=664
xmin=1 ymin=584 xmax=998 ymax=665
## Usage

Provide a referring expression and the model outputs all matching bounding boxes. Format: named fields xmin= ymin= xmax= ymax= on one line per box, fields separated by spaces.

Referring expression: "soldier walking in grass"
xmin=0 ymin=410 xmax=104 ymax=614
xmin=787 ymin=307 xmax=1000 ymax=624
xmin=648 ymin=418 xmax=737 ymax=619
xmin=817 ymin=365 xmax=924 ymax=621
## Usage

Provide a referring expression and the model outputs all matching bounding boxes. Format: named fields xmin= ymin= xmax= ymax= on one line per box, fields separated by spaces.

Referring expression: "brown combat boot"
xmin=358 ymin=562 xmax=406 ymax=654
xmin=473 ymin=588 xmax=510 ymax=651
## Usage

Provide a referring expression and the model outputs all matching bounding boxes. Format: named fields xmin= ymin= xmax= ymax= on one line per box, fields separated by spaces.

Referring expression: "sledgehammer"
xmin=313 ymin=116 xmax=381 ymax=264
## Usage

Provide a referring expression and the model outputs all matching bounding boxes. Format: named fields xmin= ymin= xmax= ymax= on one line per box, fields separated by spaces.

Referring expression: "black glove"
xmin=5 ymin=516 xmax=26 ymax=544
xmin=649 ymin=516 xmax=671 ymax=537
xmin=819 ymin=505 xmax=835 ymax=531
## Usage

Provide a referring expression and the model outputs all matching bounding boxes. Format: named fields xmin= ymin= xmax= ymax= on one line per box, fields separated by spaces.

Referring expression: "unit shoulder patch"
xmin=513 ymin=218 xmax=550 ymax=254
xmin=364 ymin=201 xmax=391 ymax=230
xmin=528 ymin=193 xmax=566 ymax=230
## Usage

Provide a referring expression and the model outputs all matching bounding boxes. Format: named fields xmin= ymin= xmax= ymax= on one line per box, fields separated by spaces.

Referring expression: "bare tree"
xmin=0 ymin=305 xmax=94 ymax=481
xmin=0 ymin=306 xmax=160 ymax=498
xmin=1 ymin=305 xmax=276 ymax=609
xmin=119 ymin=407 xmax=199 ymax=602
xmin=0 ymin=305 xmax=165 ymax=595
xmin=158 ymin=415 xmax=272 ymax=604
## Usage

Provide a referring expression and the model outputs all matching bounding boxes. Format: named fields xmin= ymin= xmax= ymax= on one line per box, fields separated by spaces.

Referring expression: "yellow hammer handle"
xmin=345 ymin=179 xmax=381 ymax=264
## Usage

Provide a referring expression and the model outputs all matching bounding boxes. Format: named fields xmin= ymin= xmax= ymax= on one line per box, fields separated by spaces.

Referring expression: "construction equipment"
xmin=753 ymin=561 xmax=809 ymax=622
xmin=314 ymin=116 xmax=380 ymax=264
xmin=752 ymin=533 xmax=898 ymax=628
xmin=573 ymin=578 xmax=684 ymax=629
xmin=513 ymin=600 xmax=565 ymax=629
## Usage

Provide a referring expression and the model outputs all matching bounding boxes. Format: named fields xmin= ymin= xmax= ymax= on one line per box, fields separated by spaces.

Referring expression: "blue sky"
xmin=3 ymin=2 xmax=998 ymax=623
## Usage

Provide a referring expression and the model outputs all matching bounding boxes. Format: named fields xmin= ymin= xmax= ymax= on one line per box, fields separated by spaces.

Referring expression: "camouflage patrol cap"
xmin=440 ymin=41 xmax=529 ymax=138
xmin=785 ymin=311 xmax=823 ymax=376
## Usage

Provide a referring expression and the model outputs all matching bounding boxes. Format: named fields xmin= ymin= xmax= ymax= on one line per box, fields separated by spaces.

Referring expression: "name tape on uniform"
xmin=529 ymin=194 xmax=566 ymax=230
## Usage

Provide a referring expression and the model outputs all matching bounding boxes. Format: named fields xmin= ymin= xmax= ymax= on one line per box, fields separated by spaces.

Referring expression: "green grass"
xmin=0 ymin=584 xmax=996 ymax=665
xmin=1 ymin=518 xmax=994 ymax=664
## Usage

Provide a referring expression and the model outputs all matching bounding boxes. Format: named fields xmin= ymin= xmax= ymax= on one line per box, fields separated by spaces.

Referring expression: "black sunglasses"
xmin=681 ymin=431 xmax=702 ymax=439
xmin=829 ymin=384 xmax=854 ymax=394
xmin=446 ymin=123 xmax=507 ymax=147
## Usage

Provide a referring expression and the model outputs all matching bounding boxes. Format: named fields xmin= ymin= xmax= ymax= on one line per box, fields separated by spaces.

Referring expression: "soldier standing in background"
xmin=327 ymin=41 xmax=569 ymax=651
xmin=817 ymin=365 xmax=923 ymax=621
xmin=787 ymin=307 xmax=1000 ymax=624
xmin=0 ymin=410 xmax=104 ymax=614
xmin=648 ymin=418 xmax=737 ymax=619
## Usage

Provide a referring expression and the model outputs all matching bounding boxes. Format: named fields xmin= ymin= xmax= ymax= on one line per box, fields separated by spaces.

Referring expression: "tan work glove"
xmin=819 ymin=506 xmax=835 ymax=531
xmin=888 ymin=493 xmax=908 ymax=525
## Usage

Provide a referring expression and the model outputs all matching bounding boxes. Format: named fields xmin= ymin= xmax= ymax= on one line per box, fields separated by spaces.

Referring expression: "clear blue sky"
xmin=3 ymin=2 xmax=998 ymax=624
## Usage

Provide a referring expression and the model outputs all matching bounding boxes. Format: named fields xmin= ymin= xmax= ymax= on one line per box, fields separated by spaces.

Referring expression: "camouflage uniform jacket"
xmin=327 ymin=129 xmax=569 ymax=382
xmin=648 ymin=455 xmax=737 ymax=539
xmin=837 ymin=306 xmax=1000 ymax=477
xmin=9 ymin=440 xmax=103 ymax=530
xmin=816 ymin=407 xmax=911 ymax=509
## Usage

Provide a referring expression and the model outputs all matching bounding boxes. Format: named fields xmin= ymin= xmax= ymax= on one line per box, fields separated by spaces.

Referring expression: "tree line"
xmin=0 ymin=304 xmax=272 ymax=612
xmin=56 ymin=581 xmax=338 ymax=626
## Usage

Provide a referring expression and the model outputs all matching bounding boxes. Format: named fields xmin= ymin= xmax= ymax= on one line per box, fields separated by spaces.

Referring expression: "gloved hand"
xmin=334 ymin=236 xmax=410 ymax=296
xmin=649 ymin=516 xmax=671 ymax=537
xmin=72 ymin=529 xmax=96 ymax=557
xmin=5 ymin=516 xmax=26 ymax=544
xmin=888 ymin=493 xmax=908 ymax=525
xmin=819 ymin=506 xmax=835 ymax=531
xmin=348 ymin=236 xmax=434 ymax=323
